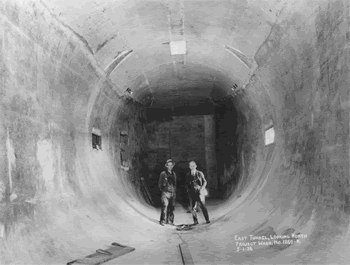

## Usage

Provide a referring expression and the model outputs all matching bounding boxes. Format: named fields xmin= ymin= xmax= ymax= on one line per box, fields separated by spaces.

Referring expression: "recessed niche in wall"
xmin=92 ymin=127 xmax=102 ymax=150
xmin=120 ymin=131 xmax=129 ymax=146
xmin=120 ymin=149 xmax=129 ymax=170
xmin=265 ymin=127 xmax=275 ymax=146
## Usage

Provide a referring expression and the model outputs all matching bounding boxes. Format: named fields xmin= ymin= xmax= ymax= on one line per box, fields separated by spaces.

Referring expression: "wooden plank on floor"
xmin=67 ymin=242 xmax=135 ymax=265
xmin=178 ymin=243 xmax=194 ymax=265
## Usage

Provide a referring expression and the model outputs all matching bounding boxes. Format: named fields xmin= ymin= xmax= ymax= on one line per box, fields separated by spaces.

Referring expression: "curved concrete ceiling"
xmin=41 ymin=0 xmax=282 ymax=107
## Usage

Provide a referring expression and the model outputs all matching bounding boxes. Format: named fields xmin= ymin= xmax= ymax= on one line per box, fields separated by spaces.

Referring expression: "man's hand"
xmin=200 ymin=188 xmax=208 ymax=196
xmin=194 ymin=185 xmax=201 ymax=191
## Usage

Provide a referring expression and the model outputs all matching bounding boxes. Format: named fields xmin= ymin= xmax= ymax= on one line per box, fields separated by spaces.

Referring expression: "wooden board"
xmin=67 ymin=242 xmax=135 ymax=265
xmin=178 ymin=243 xmax=195 ymax=265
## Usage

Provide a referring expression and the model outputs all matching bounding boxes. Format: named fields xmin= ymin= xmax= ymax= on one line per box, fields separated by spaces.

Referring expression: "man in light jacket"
xmin=186 ymin=161 xmax=210 ymax=225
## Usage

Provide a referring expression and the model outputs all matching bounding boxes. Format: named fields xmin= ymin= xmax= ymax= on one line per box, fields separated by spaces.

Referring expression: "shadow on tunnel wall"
xmin=215 ymin=96 xmax=261 ymax=200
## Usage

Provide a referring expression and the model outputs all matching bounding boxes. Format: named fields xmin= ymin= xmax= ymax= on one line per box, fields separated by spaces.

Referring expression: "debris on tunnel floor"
xmin=66 ymin=242 xmax=135 ymax=265
xmin=176 ymin=224 xmax=195 ymax=231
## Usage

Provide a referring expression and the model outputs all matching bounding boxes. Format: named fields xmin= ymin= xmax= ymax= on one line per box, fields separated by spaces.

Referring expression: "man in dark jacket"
xmin=186 ymin=161 xmax=210 ymax=225
xmin=158 ymin=159 xmax=177 ymax=226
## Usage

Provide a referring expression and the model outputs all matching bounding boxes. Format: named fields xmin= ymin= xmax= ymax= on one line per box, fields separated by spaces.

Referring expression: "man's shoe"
xmin=159 ymin=222 xmax=166 ymax=226
xmin=193 ymin=221 xmax=199 ymax=225
xmin=168 ymin=223 xmax=176 ymax=226
xmin=206 ymin=220 xmax=211 ymax=224
xmin=187 ymin=210 xmax=191 ymax=213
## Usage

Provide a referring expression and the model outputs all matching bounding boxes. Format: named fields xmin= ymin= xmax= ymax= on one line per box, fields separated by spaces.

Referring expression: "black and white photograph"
xmin=0 ymin=0 xmax=350 ymax=264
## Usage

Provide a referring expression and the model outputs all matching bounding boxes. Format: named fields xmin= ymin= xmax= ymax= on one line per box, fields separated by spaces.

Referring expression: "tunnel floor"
xmin=102 ymin=195 xmax=350 ymax=265
xmin=152 ymin=198 xmax=224 ymax=224
xmin=103 ymin=199 xmax=232 ymax=265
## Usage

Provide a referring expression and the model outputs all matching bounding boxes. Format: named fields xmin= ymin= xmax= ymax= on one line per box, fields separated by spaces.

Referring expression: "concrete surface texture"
xmin=146 ymin=115 xmax=208 ymax=174
xmin=0 ymin=0 xmax=349 ymax=264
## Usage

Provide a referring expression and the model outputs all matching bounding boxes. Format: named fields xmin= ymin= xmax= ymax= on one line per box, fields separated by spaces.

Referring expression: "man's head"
xmin=189 ymin=161 xmax=197 ymax=171
xmin=165 ymin=159 xmax=175 ymax=171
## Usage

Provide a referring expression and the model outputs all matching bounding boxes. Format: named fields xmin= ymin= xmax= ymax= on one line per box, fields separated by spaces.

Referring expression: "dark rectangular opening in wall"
xmin=120 ymin=131 xmax=129 ymax=146
xmin=92 ymin=133 xmax=102 ymax=150
xmin=120 ymin=149 xmax=128 ymax=167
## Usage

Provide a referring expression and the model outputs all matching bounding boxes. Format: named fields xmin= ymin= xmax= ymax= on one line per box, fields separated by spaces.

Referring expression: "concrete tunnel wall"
xmin=0 ymin=0 xmax=350 ymax=264
xmin=0 ymin=0 xmax=160 ymax=263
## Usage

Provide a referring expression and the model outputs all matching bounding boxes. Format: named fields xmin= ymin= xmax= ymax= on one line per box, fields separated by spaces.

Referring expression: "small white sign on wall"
xmin=265 ymin=127 xmax=275 ymax=145
xmin=170 ymin=41 xmax=187 ymax=55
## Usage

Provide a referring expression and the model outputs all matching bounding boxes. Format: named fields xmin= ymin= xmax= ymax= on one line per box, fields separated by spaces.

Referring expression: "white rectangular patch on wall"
xmin=92 ymin=127 xmax=101 ymax=136
xmin=170 ymin=41 xmax=186 ymax=55
xmin=265 ymin=127 xmax=275 ymax=145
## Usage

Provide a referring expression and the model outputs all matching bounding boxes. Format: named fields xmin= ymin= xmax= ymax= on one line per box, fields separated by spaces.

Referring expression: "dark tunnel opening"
xmin=129 ymin=84 xmax=264 ymax=213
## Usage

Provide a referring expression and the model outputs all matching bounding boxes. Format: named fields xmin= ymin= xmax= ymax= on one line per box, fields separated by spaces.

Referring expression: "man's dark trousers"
xmin=190 ymin=191 xmax=209 ymax=223
xmin=160 ymin=191 xmax=176 ymax=224
xmin=188 ymin=191 xmax=198 ymax=212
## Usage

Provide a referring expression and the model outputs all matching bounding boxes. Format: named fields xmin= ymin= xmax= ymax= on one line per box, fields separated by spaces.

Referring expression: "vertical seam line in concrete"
xmin=165 ymin=0 xmax=178 ymax=79
xmin=6 ymin=128 xmax=12 ymax=193
xmin=1 ymin=12 xmax=3 ymax=105
xmin=181 ymin=0 xmax=186 ymax=66
xmin=165 ymin=0 xmax=180 ymax=102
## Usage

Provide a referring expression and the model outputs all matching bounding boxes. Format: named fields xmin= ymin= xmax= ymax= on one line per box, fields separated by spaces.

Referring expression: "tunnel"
xmin=1 ymin=0 xmax=350 ymax=264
